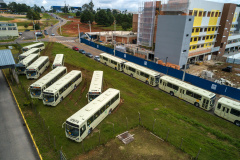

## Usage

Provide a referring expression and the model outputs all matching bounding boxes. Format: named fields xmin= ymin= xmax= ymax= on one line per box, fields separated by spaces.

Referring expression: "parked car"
xmin=222 ymin=66 xmax=232 ymax=72
xmin=51 ymin=33 xmax=55 ymax=36
xmin=44 ymin=30 xmax=48 ymax=35
xmin=79 ymin=49 xmax=85 ymax=54
xmin=94 ymin=56 xmax=100 ymax=62
xmin=72 ymin=46 xmax=79 ymax=51
xmin=85 ymin=52 xmax=93 ymax=58
xmin=19 ymin=32 xmax=22 ymax=35
xmin=25 ymin=29 xmax=30 ymax=32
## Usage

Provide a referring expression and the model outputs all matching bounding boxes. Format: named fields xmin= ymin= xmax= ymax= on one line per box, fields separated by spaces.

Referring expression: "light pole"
xmin=78 ymin=24 xmax=81 ymax=43
xmin=32 ymin=16 xmax=37 ymax=42
xmin=166 ymin=57 xmax=169 ymax=75
xmin=89 ymin=21 xmax=91 ymax=33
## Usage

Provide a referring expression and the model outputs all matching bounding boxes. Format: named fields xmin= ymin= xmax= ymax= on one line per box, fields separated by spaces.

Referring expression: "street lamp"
xmin=32 ymin=16 xmax=37 ymax=42
xmin=89 ymin=21 xmax=91 ymax=33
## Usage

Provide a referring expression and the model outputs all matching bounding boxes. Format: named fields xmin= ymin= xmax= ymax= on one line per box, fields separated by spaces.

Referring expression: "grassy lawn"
xmin=0 ymin=16 xmax=14 ymax=21
xmin=0 ymin=36 xmax=18 ymax=42
xmin=93 ymin=24 xmax=132 ymax=31
xmin=4 ymin=42 xmax=240 ymax=160
xmin=56 ymin=13 xmax=76 ymax=18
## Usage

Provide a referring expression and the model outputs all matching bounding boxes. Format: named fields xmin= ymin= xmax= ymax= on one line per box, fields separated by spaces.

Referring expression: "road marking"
xmin=2 ymin=70 xmax=43 ymax=160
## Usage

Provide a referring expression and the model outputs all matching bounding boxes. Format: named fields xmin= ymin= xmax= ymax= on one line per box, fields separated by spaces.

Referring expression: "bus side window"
xmin=160 ymin=80 xmax=162 ymax=84
xmin=217 ymin=103 xmax=221 ymax=109
xmin=226 ymin=108 xmax=229 ymax=113
xmin=55 ymin=94 xmax=59 ymax=100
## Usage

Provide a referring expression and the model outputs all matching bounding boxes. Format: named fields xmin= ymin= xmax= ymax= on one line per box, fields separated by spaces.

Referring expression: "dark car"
xmin=94 ymin=56 xmax=100 ymax=62
xmin=72 ymin=46 xmax=79 ymax=51
xmin=222 ymin=66 xmax=232 ymax=72
xmin=85 ymin=52 xmax=93 ymax=58
xmin=25 ymin=29 xmax=30 ymax=32
xmin=44 ymin=30 xmax=48 ymax=35
xmin=79 ymin=49 xmax=85 ymax=54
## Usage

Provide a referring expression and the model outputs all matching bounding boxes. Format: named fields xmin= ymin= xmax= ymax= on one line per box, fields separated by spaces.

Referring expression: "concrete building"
xmin=51 ymin=6 xmax=81 ymax=13
xmin=0 ymin=22 xmax=18 ymax=37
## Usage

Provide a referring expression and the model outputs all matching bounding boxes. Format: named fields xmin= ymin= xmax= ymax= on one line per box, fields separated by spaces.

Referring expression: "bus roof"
xmin=44 ymin=70 xmax=81 ymax=94
xmin=100 ymin=53 xmax=126 ymax=63
xmin=19 ymin=48 xmax=39 ymax=57
xmin=23 ymin=42 xmax=44 ymax=49
xmin=18 ymin=54 xmax=39 ymax=66
xmin=30 ymin=66 xmax=67 ymax=88
xmin=160 ymin=75 xmax=216 ymax=99
xmin=89 ymin=71 xmax=103 ymax=93
xmin=218 ymin=97 xmax=240 ymax=110
xmin=53 ymin=54 xmax=64 ymax=65
xmin=26 ymin=56 xmax=49 ymax=70
xmin=66 ymin=88 xmax=120 ymax=126
xmin=125 ymin=62 xmax=160 ymax=77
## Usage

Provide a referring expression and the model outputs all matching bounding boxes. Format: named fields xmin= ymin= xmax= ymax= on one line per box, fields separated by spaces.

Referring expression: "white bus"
xmin=42 ymin=70 xmax=82 ymax=106
xmin=100 ymin=53 xmax=126 ymax=71
xmin=87 ymin=71 xmax=103 ymax=103
xmin=16 ymin=54 xmax=39 ymax=74
xmin=18 ymin=48 xmax=40 ymax=61
xmin=26 ymin=56 xmax=50 ymax=79
xmin=123 ymin=62 xmax=160 ymax=86
xmin=159 ymin=75 xmax=216 ymax=111
xmin=52 ymin=54 xmax=64 ymax=69
xmin=63 ymin=88 xmax=120 ymax=142
xmin=214 ymin=97 xmax=240 ymax=126
xmin=29 ymin=66 xmax=67 ymax=99
xmin=22 ymin=42 xmax=45 ymax=52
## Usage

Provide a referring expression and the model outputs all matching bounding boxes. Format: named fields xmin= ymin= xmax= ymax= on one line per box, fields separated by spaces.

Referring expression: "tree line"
xmin=78 ymin=1 xmax=133 ymax=30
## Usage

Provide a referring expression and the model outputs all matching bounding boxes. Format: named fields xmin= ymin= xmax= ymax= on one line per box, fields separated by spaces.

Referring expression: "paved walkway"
xmin=0 ymin=70 xmax=39 ymax=160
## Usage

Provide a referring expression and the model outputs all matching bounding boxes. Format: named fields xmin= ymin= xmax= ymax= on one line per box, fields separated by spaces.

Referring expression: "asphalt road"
xmin=0 ymin=70 xmax=39 ymax=160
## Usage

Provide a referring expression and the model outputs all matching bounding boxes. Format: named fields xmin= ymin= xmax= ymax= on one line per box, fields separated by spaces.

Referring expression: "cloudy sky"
xmin=3 ymin=0 xmax=240 ymax=11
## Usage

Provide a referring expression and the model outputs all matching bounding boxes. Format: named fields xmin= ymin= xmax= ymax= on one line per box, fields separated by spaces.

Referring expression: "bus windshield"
xmin=43 ymin=94 xmax=55 ymax=102
xmin=19 ymin=56 xmax=25 ymax=61
xmin=22 ymin=48 xmax=28 ymax=52
xmin=89 ymin=94 xmax=99 ymax=101
xmin=26 ymin=70 xmax=37 ymax=76
xmin=30 ymin=88 xmax=42 ymax=96
xmin=210 ymin=96 xmax=216 ymax=107
xmin=155 ymin=76 xmax=160 ymax=83
xmin=66 ymin=124 xmax=79 ymax=137
xmin=17 ymin=67 xmax=26 ymax=72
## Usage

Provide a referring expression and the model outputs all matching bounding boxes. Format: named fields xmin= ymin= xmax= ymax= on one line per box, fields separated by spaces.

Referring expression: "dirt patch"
xmin=75 ymin=127 xmax=190 ymax=160
xmin=207 ymin=132 xmax=216 ymax=139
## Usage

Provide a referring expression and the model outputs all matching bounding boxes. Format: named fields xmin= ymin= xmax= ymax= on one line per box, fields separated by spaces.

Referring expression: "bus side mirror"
xmin=62 ymin=122 xmax=65 ymax=128
xmin=86 ymin=93 xmax=88 ymax=98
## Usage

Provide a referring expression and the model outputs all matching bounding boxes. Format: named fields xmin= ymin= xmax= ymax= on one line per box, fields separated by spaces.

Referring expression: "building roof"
xmin=0 ymin=49 xmax=15 ymax=69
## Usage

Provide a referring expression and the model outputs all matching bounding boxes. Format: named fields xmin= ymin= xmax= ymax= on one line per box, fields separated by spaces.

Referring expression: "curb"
xmin=2 ymin=70 xmax=43 ymax=160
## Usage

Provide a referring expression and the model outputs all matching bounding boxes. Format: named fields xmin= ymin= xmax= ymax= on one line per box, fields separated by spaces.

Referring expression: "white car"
xmin=51 ymin=33 xmax=55 ymax=36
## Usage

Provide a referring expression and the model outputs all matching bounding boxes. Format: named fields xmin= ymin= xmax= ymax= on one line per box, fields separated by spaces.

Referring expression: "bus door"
xmin=179 ymin=89 xmax=184 ymax=99
xmin=118 ymin=64 xmax=120 ymax=71
xmin=220 ymin=106 xmax=230 ymax=119
xmin=202 ymin=98 xmax=209 ymax=109
xmin=162 ymin=81 xmax=166 ymax=90
xmin=150 ymin=77 xmax=154 ymax=86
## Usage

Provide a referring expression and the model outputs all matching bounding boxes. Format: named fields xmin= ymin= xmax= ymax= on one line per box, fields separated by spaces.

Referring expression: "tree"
xmin=33 ymin=4 xmax=41 ymax=13
xmin=95 ymin=10 xmax=108 ymax=25
xmin=80 ymin=10 xmax=94 ymax=23
xmin=24 ymin=23 xmax=29 ymax=29
xmin=62 ymin=5 xmax=68 ymax=13
xmin=76 ymin=11 xmax=81 ymax=17
xmin=35 ymin=23 xmax=40 ymax=30
xmin=89 ymin=0 xmax=94 ymax=13
xmin=122 ymin=22 xmax=131 ymax=31
xmin=26 ymin=10 xmax=41 ymax=20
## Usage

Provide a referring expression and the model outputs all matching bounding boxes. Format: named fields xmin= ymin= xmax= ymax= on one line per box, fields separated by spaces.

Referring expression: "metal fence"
xmin=81 ymin=38 xmax=240 ymax=101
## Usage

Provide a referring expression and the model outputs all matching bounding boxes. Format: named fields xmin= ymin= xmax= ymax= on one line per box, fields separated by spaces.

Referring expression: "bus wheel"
xmin=74 ymin=85 xmax=77 ymax=89
xmin=145 ymin=81 xmax=149 ymax=85
xmin=105 ymin=62 xmax=107 ymax=65
xmin=88 ymin=128 xmax=92 ymax=135
xmin=234 ymin=121 xmax=240 ymax=127
xmin=115 ymin=67 xmax=117 ymax=70
xmin=170 ymin=92 xmax=174 ymax=96
xmin=109 ymin=109 xmax=112 ymax=115
xmin=130 ymin=74 xmax=133 ymax=77
xmin=194 ymin=102 xmax=199 ymax=108
xmin=60 ymin=97 xmax=63 ymax=102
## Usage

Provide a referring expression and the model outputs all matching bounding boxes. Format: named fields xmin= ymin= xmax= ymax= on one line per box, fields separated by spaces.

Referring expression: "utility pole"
xmin=78 ymin=24 xmax=81 ymax=43
xmin=59 ymin=19 xmax=62 ymax=35
xmin=32 ymin=16 xmax=37 ymax=42
xmin=182 ymin=59 xmax=188 ymax=81
xmin=89 ymin=21 xmax=91 ymax=33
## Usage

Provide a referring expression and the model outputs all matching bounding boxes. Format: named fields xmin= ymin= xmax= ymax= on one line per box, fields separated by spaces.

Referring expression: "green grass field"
xmin=4 ymin=42 xmax=240 ymax=160
xmin=0 ymin=16 xmax=14 ymax=21
xmin=93 ymin=24 xmax=132 ymax=31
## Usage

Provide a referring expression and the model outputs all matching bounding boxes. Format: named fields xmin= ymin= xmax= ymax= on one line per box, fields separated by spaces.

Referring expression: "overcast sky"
xmin=3 ymin=0 xmax=240 ymax=11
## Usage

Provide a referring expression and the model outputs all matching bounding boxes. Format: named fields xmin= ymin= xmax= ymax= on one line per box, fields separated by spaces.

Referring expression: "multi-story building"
xmin=0 ymin=22 xmax=18 ymax=37
xmin=135 ymin=0 xmax=240 ymax=68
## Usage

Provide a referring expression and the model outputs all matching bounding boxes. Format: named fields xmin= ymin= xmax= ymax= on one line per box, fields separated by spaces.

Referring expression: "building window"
xmin=189 ymin=47 xmax=191 ymax=50
xmin=202 ymin=36 xmax=205 ymax=40
xmin=192 ymin=46 xmax=196 ymax=49
xmin=199 ymin=11 xmax=203 ymax=17
xmin=194 ymin=37 xmax=197 ymax=41
xmin=210 ymin=35 xmax=213 ymax=39
xmin=200 ymin=28 xmax=203 ymax=32
xmin=186 ymin=34 xmax=189 ymax=37
xmin=189 ymin=10 xmax=193 ymax=16
xmin=192 ymin=28 xmax=194 ymax=33
xmin=190 ymin=38 xmax=192 ymax=42
xmin=2 ymin=27 xmax=6 ymax=30
xmin=207 ymin=11 xmax=211 ymax=17
xmin=204 ymin=28 xmax=207 ymax=32
xmin=183 ymin=50 xmax=187 ymax=52
xmin=215 ymin=12 xmax=218 ymax=17
xmin=8 ymin=27 xmax=12 ymax=30
xmin=13 ymin=27 xmax=16 ymax=30
xmin=206 ymin=36 xmax=209 ymax=40
xmin=218 ymin=12 xmax=221 ymax=17
xmin=214 ymin=35 xmax=216 ymax=38
xmin=201 ymin=44 xmax=204 ymax=47
xmin=212 ymin=27 xmax=215 ymax=31
xmin=196 ymin=28 xmax=199 ymax=32
xmin=189 ymin=18 xmax=192 ymax=21
xmin=197 ymin=45 xmax=200 ymax=48
xmin=208 ymin=28 xmax=211 ymax=31
xmin=198 ymin=37 xmax=201 ymax=41
xmin=211 ymin=12 xmax=214 ymax=17
xmin=203 ymin=11 xmax=207 ymax=17
xmin=215 ymin=27 xmax=218 ymax=31
xmin=194 ymin=10 xmax=198 ymax=16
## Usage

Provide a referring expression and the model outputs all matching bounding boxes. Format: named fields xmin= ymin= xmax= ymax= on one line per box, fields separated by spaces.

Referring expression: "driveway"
xmin=0 ymin=70 xmax=39 ymax=160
